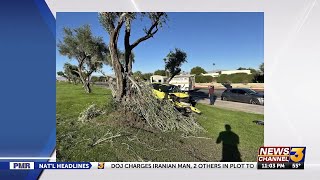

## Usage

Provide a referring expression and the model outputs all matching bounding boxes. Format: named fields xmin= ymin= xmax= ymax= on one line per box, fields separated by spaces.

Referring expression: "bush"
xmin=216 ymin=73 xmax=255 ymax=83
xmin=252 ymin=74 xmax=264 ymax=83
xmin=90 ymin=76 xmax=99 ymax=82
xmin=195 ymin=75 xmax=214 ymax=83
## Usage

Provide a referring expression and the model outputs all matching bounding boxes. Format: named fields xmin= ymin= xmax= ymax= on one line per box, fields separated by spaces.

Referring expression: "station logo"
xmin=98 ymin=162 xmax=105 ymax=169
xmin=257 ymin=146 xmax=306 ymax=163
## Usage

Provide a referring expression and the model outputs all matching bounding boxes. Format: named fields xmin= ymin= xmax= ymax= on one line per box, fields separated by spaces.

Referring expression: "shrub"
xmin=252 ymin=74 xmax=264 ymax=83
xmin=195 ymin=75 xmax=214 ymax=83
xmin=216 ymin=73 xmax=255 ymax=83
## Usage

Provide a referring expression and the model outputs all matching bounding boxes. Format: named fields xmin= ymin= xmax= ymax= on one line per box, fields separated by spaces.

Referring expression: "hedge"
xmin=195 ymin=75 xmax=214 ymax=83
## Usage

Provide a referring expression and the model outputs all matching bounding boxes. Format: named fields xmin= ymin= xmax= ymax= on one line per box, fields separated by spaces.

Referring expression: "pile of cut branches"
xmin=119 ymin=76 xmax=203 ymax=134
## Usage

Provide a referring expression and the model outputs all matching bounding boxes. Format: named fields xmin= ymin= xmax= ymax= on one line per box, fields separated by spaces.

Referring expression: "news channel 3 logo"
xmin=289 ymin=147 xmax=306 ymax=163
xmin=98 ymin=162 xmax=105 ymax=169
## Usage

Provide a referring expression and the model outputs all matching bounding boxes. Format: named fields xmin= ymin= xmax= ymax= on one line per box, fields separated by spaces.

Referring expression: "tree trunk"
xmin=109 ymin=39 xmax=125 ymax=101
xmin=77 ymin=67 xmax=92 ymax=93
xmin=84 ymin=81 xmax=91 ymax=93
xmin=166 ymin=75 xmax=174 ymax=83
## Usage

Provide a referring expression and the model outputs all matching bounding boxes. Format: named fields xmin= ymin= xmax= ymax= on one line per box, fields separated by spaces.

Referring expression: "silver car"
xmin=221 ymin=88 xmax=264 ymax=105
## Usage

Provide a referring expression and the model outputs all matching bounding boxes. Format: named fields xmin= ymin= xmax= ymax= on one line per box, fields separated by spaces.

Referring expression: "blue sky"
xmin=56 ymin=12 xmax=263 ymax=75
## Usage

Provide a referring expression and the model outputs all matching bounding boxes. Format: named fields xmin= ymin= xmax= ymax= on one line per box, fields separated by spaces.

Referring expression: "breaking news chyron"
xmin=1 ymin=0 xmax=320 ymax=180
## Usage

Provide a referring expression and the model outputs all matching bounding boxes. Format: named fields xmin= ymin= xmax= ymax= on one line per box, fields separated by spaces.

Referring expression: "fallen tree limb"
xmin=91 ymin=133 xmax=122 ymax=147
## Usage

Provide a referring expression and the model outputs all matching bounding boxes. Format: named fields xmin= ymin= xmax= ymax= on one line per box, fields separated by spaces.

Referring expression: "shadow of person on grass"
xmin=216 ymin=124 xmax=242 ymax=162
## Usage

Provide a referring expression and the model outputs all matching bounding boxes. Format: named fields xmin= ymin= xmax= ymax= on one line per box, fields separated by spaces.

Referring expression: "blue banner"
xmin=34 ymin=162 xmax=92 ymax=169
xmin=0 ymin=162 xmax=92 ymax=170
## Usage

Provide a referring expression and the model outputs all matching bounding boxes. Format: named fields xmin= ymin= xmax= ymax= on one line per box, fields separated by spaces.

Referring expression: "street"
xmin=190 ymin=88 xmax=264 ymax=114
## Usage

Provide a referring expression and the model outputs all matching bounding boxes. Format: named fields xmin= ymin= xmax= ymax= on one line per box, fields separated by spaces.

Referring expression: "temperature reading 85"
xmin=292 ymin=163 xmax=301 ymax=168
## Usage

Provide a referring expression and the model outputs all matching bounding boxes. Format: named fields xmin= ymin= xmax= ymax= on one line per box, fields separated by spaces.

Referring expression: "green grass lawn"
xmin=56 ymin=82 xmax=263 ymax=162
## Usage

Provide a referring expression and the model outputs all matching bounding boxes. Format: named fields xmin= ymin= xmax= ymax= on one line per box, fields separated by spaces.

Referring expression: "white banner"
xmin=90 ymin=162 xmax=257 ymax=170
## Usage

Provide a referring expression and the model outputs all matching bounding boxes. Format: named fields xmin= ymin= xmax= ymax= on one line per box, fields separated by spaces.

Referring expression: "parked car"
xmin=221 ymin=88 xmax=264 ymax=105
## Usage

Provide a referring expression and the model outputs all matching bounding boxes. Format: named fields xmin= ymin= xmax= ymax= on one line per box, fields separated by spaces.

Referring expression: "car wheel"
xmin=250 ymin=99 xmax=258 ymax=105
xmin=222 ymin=96 xmax=228 ymax=101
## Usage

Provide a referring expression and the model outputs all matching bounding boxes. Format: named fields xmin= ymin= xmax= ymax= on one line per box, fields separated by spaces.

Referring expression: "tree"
xmin=259 ymin=62 xmax=264 ymax=74
xmin=133 ymin=71 xmax=142 ymax=79
xmin=98 ymin=76 xmax=107 ymax=82
xmin=99 ymin=12 xmax=168 ymax=101
xmin=190 ymin=66 xmax=206 ymax=75
xmin=141 ymin=73 xmax=153 ymax=81
xmin=57 ymin=71 xmax=67 ymax=79
xmin=90 ymin=76 xmax=99 ymax=82
xmin=154 ymin=69 xmax=166 ymax=76
xmin=57 ymin=25 xmax=109 ymax=93
xmin=63 ymin=63 xmax=80 ymax=84
xmin=164 ymin=48 xmax=187 ymax=83
xmin=248 ymin=68 xmax=257 ymax=74
xmin=237 ymin=67 xmax=247 ymax=70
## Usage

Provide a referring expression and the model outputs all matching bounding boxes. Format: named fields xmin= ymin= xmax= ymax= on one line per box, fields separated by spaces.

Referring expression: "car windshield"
xmin=160 ymin=85 xmax=181 ymax=93
xmin=245 ymin=89 xmax=257 ymax=94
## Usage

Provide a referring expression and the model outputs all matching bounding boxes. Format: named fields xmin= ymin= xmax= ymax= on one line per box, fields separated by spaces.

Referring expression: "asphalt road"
xmin=190 ymin=88 xmax=264 ymax=99
xmin=190 ymin=88 xmax=264 ymax=114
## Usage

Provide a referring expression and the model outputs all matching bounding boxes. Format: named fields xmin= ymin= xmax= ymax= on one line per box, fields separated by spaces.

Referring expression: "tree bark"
xmin=109 ymin=36 xmax=125 ymax=101
xmin=84 ymin=81 xmax=91 ymax=93
xmin=77 ymin=66 xmax=92 ymax=93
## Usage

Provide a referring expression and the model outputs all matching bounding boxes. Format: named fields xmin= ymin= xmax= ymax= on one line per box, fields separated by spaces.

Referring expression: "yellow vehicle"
xmin=151 ymin=83 xmax=201 ymax=115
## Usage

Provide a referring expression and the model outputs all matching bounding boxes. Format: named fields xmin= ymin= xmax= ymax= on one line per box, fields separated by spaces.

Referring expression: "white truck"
xmin=150 ymin=74 xmax=196 ymax=91
xmin=169 ymin=75 xmax=196 ymax=91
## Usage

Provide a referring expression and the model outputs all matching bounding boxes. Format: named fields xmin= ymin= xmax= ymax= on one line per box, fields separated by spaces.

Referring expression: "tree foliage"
xmin=141 ymin=73 xmax=153 ymax=81
xmin=57 ymin=25 xmax=109 ymax=93
xmin=63 ymin=63 xmax=80 ymax=84
xmin=154 ymin=69 xmax=166 ymax=76
xmin=133 ymin=71 xmax=142 ymax=80
xmin=237 ymin=67 xmax=247 ymax=70
xmin=164 ymin=48 xmax=187 ymax=83
xmin=259 ymin=62 xmax=264 ymax=74
xmin=57 ymin=71 xmax=66 ymax=78
xmin=90 ymin=76 xmax=99 ymax=82
xmin=190 ymin=66 xmax=207 ymax=75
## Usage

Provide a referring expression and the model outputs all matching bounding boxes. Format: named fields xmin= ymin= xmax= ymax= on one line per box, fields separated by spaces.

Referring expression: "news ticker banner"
xmin=0 ymin=146 xmax=306 ymax=171
xmin=257 ymin=146 xmax=306 ymax=170
xmin=2 ymin=162 xmax=256 ymax=170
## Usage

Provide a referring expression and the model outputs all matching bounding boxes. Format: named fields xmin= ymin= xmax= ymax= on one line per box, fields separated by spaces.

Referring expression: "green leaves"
xmin=191 ymin=66 xmax=207 ymax=75
xmin=164 ymin=48 xmax=187 ymax=80
xmin=58 ymin=25 xmax=109 ymax=70
xmin=154 ymin=70 xmax=166 ymax=76
xmin=58 ymin=25 xmax=109 ymax=92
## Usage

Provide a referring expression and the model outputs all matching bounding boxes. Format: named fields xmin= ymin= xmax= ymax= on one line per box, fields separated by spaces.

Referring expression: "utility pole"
xmin=212 ymin=63 xmax=215 ymax=73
